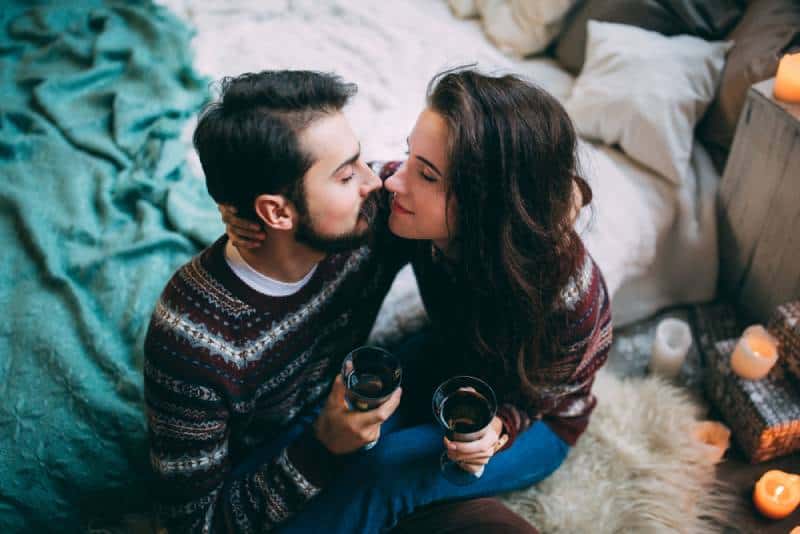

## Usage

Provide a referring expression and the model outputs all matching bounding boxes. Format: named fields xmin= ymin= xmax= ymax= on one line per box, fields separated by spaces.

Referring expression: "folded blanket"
xmin=0 ymin=1 xmax=214 ymax=530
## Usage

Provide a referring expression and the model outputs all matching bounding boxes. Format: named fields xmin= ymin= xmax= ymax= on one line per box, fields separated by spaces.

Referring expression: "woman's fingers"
xmin=448 ymin=450 xmax=492 ymax=463
xmin=226 ymin=217 xmax=263 ymax=232
xmin=218 ymin=204 xmax=263 ymax=231
xmin=444 ymin=431 xmax=496 ymax=455
xmin=230 ymin=237 xmax=262 ymax=249
xmin=229 ymin=225 xmax=266 ymax=240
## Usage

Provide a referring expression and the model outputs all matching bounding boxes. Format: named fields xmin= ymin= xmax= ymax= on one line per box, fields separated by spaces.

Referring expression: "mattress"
xmin=159 ymin=0 xmax=720 ymax=334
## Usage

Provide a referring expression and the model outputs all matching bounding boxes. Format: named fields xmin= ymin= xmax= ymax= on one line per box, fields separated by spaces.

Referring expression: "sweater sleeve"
xmin=497 ymin=252 xmax=613 ymax=449
xmin=144 ymin=307 xmax=339 ymax=533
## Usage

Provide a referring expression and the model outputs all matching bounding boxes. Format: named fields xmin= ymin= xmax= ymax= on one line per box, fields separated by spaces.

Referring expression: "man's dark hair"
xmin=193 ymin=70 xmax=357 ymax=220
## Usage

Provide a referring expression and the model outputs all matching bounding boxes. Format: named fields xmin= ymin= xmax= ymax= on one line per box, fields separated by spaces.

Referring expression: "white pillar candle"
xmin=649 ymin=318 xmax=693 ymax=379
xmin=730 ymin=325 xmax=779 ymax=380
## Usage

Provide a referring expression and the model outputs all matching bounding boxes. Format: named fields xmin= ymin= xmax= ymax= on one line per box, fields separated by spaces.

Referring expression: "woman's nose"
xmin=384 ymin=162 xmax=407 ymax=194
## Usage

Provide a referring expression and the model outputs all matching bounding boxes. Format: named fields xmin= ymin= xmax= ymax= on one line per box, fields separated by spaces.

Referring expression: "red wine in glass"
xmin=432 ymin=376 xmax=497 ymax=485
xmin=341 ymin=346 xmax=402 ymax=448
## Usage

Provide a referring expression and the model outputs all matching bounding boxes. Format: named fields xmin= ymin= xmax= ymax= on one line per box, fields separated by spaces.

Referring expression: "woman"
xmin=222 ymin=68 xmax=611 ymax=533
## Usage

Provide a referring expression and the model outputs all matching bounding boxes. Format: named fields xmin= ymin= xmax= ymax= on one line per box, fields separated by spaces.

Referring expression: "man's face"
xmin=292 ymin=112 xmax=383 ymax=254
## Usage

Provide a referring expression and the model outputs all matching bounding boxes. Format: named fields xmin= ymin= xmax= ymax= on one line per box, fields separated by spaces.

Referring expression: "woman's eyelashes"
xmin=421 ymin=168 xmax=437 ymax=182
xmin=403 ymin=150 xmax=437 ymax=183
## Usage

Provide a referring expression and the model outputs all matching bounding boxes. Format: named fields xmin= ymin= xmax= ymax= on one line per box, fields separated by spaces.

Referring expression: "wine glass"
xmin=341 ymin=346 xmax=403 ymax=449
xmin=432 ymin=375 xmax=497 ymax=486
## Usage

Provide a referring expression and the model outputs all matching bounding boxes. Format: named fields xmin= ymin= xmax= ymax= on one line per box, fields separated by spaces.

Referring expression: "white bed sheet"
xmin=159 ymin=0 xmax=719 ymax=334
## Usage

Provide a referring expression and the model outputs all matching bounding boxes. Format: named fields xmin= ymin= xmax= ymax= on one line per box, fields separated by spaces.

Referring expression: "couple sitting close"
xmin=144 ymin=67 xmax=612 ymax=533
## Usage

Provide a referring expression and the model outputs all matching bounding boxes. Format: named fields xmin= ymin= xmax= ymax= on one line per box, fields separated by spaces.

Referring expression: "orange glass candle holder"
xmin=730 ymin=325 xmax=779 ymax=380
xmin=774 ymin=53 xmax=800 ymax=104
xmin=691 ymin=421 xmax=731 ymax=464
xmin=753 ymin=470 xmax=800 ymax=520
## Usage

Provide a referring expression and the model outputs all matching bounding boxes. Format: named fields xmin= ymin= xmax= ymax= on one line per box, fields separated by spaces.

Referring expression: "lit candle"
xmin=774 ymin=53 xmax=800 ymax=104
xmin=753 ymin=470 xmax=800 ymax=520
xmin=649 ymin=318 xmax=692 ymax=379
xmin=730 ymin=325 xmax=779 ymax=380
xmin=691 ymin=421 xmax=731 ymax=464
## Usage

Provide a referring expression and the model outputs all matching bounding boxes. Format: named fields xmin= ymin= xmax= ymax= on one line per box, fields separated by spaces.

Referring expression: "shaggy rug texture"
xmin=499 ymin=369 xmax=738 ymax=533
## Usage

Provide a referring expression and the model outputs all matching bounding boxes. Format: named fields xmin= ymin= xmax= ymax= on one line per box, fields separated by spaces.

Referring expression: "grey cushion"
xmin=697 ymin=0 xmax=800 ymax=171
xmin=554 ymin=0 xmax=745 ymax=75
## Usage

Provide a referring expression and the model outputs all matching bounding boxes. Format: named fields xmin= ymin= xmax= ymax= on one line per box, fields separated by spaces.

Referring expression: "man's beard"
xmin=294 ymin=191 xmax=381 ymax=254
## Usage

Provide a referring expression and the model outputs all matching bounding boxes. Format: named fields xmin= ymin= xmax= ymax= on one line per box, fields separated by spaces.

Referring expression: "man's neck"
xmin=237 ymin=233 xmax=325 ymax=283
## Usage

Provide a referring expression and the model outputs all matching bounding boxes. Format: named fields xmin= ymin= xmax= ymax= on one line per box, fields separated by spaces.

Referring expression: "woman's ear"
xmin=254 ymin=194 xmax=294 ymax=231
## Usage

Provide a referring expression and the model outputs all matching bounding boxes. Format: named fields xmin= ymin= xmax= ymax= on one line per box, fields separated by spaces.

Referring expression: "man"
xmin=144 ymin=70 xmax=537 ymax=533
xmin=144 ymin=69 xmax=407 ymax=532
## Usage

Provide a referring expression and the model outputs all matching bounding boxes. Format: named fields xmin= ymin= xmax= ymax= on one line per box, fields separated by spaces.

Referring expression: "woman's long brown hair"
xmin=427 ymin=68 xmax=591 ymax=404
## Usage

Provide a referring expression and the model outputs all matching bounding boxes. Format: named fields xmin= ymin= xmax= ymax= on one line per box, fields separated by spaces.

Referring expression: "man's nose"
xmin=361 ymin=165 xmax=382 ymax=195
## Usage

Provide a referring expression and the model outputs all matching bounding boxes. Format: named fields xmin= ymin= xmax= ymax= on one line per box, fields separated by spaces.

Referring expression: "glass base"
xmin=440 ymin=452 xmax=484 ymax=486
xmin=363 ymin=439 xmax=378 ymax=450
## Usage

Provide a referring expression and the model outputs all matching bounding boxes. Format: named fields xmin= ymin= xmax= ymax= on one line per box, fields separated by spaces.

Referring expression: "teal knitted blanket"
xmin=0 ymin=1 xmax=219 ymax=530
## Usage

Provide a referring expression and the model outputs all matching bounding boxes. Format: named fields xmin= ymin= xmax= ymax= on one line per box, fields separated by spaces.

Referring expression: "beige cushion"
xmin=477 ymin=0 xmax=577 ymax=57
xmin=448 ymin=0 xmax=479 ymax=19
xmin=564 ymin=21 xmax=731 ymax=185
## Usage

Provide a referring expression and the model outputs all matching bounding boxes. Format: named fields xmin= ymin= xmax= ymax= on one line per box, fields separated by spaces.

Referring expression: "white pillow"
xmin=477 ymin=0 xmax=577 ymax=57
xmin=564 ymin=21 xmax=731 ymax=185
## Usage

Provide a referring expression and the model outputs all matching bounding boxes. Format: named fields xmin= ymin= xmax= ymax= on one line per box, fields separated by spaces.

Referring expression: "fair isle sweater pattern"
xmin=144 ymin=236 xmax=405 ymax=533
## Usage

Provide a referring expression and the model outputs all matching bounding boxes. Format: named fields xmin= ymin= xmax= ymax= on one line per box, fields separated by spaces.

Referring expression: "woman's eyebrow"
xmin=406 ymin=137 xmax=443 ymax=177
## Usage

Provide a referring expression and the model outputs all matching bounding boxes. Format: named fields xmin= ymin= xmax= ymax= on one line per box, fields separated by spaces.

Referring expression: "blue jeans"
xmin=273 ymin=331 xmax=571 ymax=534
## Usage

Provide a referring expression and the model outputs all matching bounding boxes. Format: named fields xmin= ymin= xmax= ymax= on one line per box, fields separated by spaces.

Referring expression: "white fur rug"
xmin=499 ymin=369 xmax=737 ymax=533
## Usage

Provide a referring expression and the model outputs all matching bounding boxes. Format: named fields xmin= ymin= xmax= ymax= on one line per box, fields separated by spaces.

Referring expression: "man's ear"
xmin=254 ymin=194 xmax=295 ymax=231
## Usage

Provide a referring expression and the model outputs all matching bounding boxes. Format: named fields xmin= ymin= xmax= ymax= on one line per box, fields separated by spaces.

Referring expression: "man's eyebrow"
xmin=406 ymin=137 xmax=443 ymax=177
xmin=332 ymin=143 xmax=361 ymax=176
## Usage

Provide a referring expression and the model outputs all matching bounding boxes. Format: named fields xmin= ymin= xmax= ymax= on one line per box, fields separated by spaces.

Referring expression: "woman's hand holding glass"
xmin=443 ymin=415 xmax=507 ymax=475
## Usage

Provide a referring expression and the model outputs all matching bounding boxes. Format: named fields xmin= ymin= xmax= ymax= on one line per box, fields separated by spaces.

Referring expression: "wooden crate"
xmin=717 ymin=78 xmax=800 ymax=323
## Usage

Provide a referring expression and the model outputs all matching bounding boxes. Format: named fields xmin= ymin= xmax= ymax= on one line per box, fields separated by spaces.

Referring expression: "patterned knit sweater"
xmin=143 ymin=231 xmax=408 ymax=533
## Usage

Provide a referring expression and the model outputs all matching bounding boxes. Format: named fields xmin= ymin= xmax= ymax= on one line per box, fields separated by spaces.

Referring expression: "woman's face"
xmin=384 ymin=108 xmax=456 ymax=248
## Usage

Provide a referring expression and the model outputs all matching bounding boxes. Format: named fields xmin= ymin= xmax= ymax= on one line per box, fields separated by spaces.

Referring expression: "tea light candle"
xmin=774 ymin=53 xmax=800 ymax=104
xmin=730 ymin=325 xmax=779 ymax=380
xmin=691 ymin=421 xmax=731 ymax=464
xmin=753 ymin=470 xmax=800 ymax=519
xmin=649 ymin=318 xmax=692 ymax=379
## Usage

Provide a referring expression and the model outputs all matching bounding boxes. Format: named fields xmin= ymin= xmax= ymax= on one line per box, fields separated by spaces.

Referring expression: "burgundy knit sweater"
xmin=376 ymin=160 xmax=613 ymax=448
xmin=412 ymin=241 xmax=613 ymax=448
